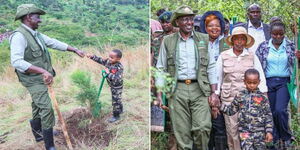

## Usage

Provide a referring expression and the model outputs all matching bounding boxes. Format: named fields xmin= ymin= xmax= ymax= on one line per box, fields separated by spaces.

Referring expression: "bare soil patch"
xmin=55 ymin=108 xmax=114 ymax=148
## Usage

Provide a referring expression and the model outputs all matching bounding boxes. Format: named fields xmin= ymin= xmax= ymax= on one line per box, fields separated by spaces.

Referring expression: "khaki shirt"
xmin=216 ymin=48 xmax=268 ymax=95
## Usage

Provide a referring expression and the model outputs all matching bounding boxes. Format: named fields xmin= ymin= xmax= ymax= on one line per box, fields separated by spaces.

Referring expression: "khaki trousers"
xmin=223 ymin=101 xmax=241 ymax=150
xmin=27 ymin=84 xmax=55 ymax=130
xmin=169 ymin=82 xmax=211 ymax=150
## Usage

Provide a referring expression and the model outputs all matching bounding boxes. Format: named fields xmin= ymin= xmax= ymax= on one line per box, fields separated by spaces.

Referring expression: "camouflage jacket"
xmin=220 ymin=89 xmax=273 ymax=134
xmin=90 ymin=55 xmax=123 ymax=88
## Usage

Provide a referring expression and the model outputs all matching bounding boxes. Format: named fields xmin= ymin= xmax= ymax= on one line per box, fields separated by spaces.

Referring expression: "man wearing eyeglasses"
xmin=156 ymin=5 xmax=219 ymax=150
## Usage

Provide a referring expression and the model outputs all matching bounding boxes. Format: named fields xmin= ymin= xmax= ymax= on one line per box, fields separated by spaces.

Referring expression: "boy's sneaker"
xmin=108 ymin=116 xmax=120 ymax=123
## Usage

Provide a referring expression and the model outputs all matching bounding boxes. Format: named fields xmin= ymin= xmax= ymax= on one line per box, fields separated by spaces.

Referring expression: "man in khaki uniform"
xmin=156 ymin=5 xmax=220 ymax=150
xmin=10 ymin=4 xmax=84 ymax=150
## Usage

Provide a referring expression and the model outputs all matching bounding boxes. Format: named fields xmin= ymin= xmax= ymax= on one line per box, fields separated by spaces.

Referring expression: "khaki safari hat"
xmin=225 ymin=26 xmax=255 ymax=48
xmin=170 ymin=5 xmax=195 ymax=27
xmin=15 ymin=4 xmax=46 ymax=21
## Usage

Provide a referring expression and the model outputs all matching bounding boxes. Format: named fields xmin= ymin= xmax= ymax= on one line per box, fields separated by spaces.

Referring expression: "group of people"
xmin=151 ymin=3 xmax=300 ymax=150
xmin=10 ymin=4 xmax=124 ymax=150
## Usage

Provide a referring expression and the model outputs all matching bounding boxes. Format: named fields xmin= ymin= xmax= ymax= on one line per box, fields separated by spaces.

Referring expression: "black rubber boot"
xmin=29 ymin=119 xmax=43 ymax=142
xmin=120 ymin=105 xmax=124 ymax=114
xmin=215 ymin=136 xmax=227 ymax=150
xmin=42 ymin=128 xmax=56 ymax=150
xmin=108 ymin=113 xmax=120 ymax=123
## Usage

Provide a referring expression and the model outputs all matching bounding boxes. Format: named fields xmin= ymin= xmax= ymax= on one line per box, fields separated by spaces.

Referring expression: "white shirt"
xmin=10 ymin=24 xmax=68 ymax=72
xmin=216 ymin=48 xmax=268 ymax=94
xmin=207 ymin=35 xmax=224 ymax=84
xmin=247 ymin=21 xmax=266 ymax=53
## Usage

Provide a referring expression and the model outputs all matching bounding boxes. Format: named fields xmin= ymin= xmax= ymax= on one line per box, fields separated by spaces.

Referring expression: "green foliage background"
xmin=151 ymin=0 xmax=300 ymax=39
xmin=0 ymin=0 xmax=149 ymax=46
xmin=0 ymin=0 xmax=149 ymax=73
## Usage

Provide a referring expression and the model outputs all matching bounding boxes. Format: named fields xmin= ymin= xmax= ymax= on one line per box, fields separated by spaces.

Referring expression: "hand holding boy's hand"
xmin=209 ymin=93 xmax=220 ymax=107
xmin=265 ymin=133 xmax=273 ymax=143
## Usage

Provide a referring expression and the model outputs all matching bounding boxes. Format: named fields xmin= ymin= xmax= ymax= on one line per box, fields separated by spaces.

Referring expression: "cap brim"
xmin=225 ymin=34 xmax=255 ymax=48
xmin=171 ymin=13 xmax=195 ymax=27
xmin=15 ymin=9 xmax=46 ymax=21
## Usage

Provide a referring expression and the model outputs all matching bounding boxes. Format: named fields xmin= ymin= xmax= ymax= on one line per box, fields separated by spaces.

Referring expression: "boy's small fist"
xmin=86 ymin=53 xmax=93 ymax=58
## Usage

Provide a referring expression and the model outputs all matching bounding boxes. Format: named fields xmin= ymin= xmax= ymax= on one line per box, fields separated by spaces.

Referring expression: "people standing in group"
xmin=199 ymin=10 xmax=229 ymax=150
xmin=255 ymin=21 xmax=299 ymax=149
xmin=156 ymin=5 xmax=220 ymax=150
xmin=216 ymin=26 xmax=268 ymax=150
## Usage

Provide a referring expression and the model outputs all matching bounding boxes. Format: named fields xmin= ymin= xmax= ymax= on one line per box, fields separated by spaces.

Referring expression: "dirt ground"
xmin=55 ymin=108 xmax=113 ymax=149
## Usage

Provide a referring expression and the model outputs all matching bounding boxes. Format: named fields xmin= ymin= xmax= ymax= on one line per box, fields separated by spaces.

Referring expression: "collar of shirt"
xmin=21 ymin=24 xmax=38 ymax=36
xmin=243 ymin=88 xmax=261 ymax=95
xmin=209 ymin=34 xmax=224 ymax=46
xmin=268 ymin=38 xmax=286 ymax=51
xmin=228 ymin=48 xmax=250 ymax=57
xmin=178 ymin=31 xmax=194 ymax=41
xmin=248 ymin=20 xmax=263 ymax=29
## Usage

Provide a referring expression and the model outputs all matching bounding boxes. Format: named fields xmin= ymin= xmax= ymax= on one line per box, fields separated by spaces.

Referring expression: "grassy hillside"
xmin=0 ymin=43 xmax=149 ymax=149
xmin=0 ymin=0 xmax=150 ymax=149
xmin=0 ymin=0 xmax=148 ymax=46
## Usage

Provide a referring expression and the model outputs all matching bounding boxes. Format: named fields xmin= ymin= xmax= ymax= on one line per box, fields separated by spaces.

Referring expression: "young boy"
xmin=87 ymin=49 xmax=124 ymax=123
xmin=219 ymin=68 xmax=273 ymax=150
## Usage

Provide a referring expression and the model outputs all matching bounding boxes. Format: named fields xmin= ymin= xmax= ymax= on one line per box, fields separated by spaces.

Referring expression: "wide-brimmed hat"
xmin=225 ymin=26 xmax=255 ymax=48
xmin=200 ymin=11 xmax=225 ymax=34
xmin=170 ymin=5 xmax=195 ymax=27
xmin=15 ymin=4 xmax=46 ymax=21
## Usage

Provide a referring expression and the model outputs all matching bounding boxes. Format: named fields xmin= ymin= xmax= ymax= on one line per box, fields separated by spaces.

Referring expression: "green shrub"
xmin=71 ymin=70 xmax=101 ymax=118
xmin=151 ymin=132 xmax=168 ymax=150
xmin=291 ymin=106 xmax=300 ymax=146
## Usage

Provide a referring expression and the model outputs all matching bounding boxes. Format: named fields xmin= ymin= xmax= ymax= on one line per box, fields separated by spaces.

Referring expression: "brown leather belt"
xmin=177 ymin=79 xmax=197 ymax=85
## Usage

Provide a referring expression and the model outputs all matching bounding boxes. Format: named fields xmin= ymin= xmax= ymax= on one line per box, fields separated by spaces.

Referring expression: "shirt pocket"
xmin=167 ymin=55 xmax=175 ymax=74
xmin=242 ymin=59 xmax=253 ymax=67
xmin=221 ymin=82 xmax=232 ymax=99
xmin=223 ymin=59 xmax=234 ymax=73
xmin=31 ymin=45 xmax=42 ymax=57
